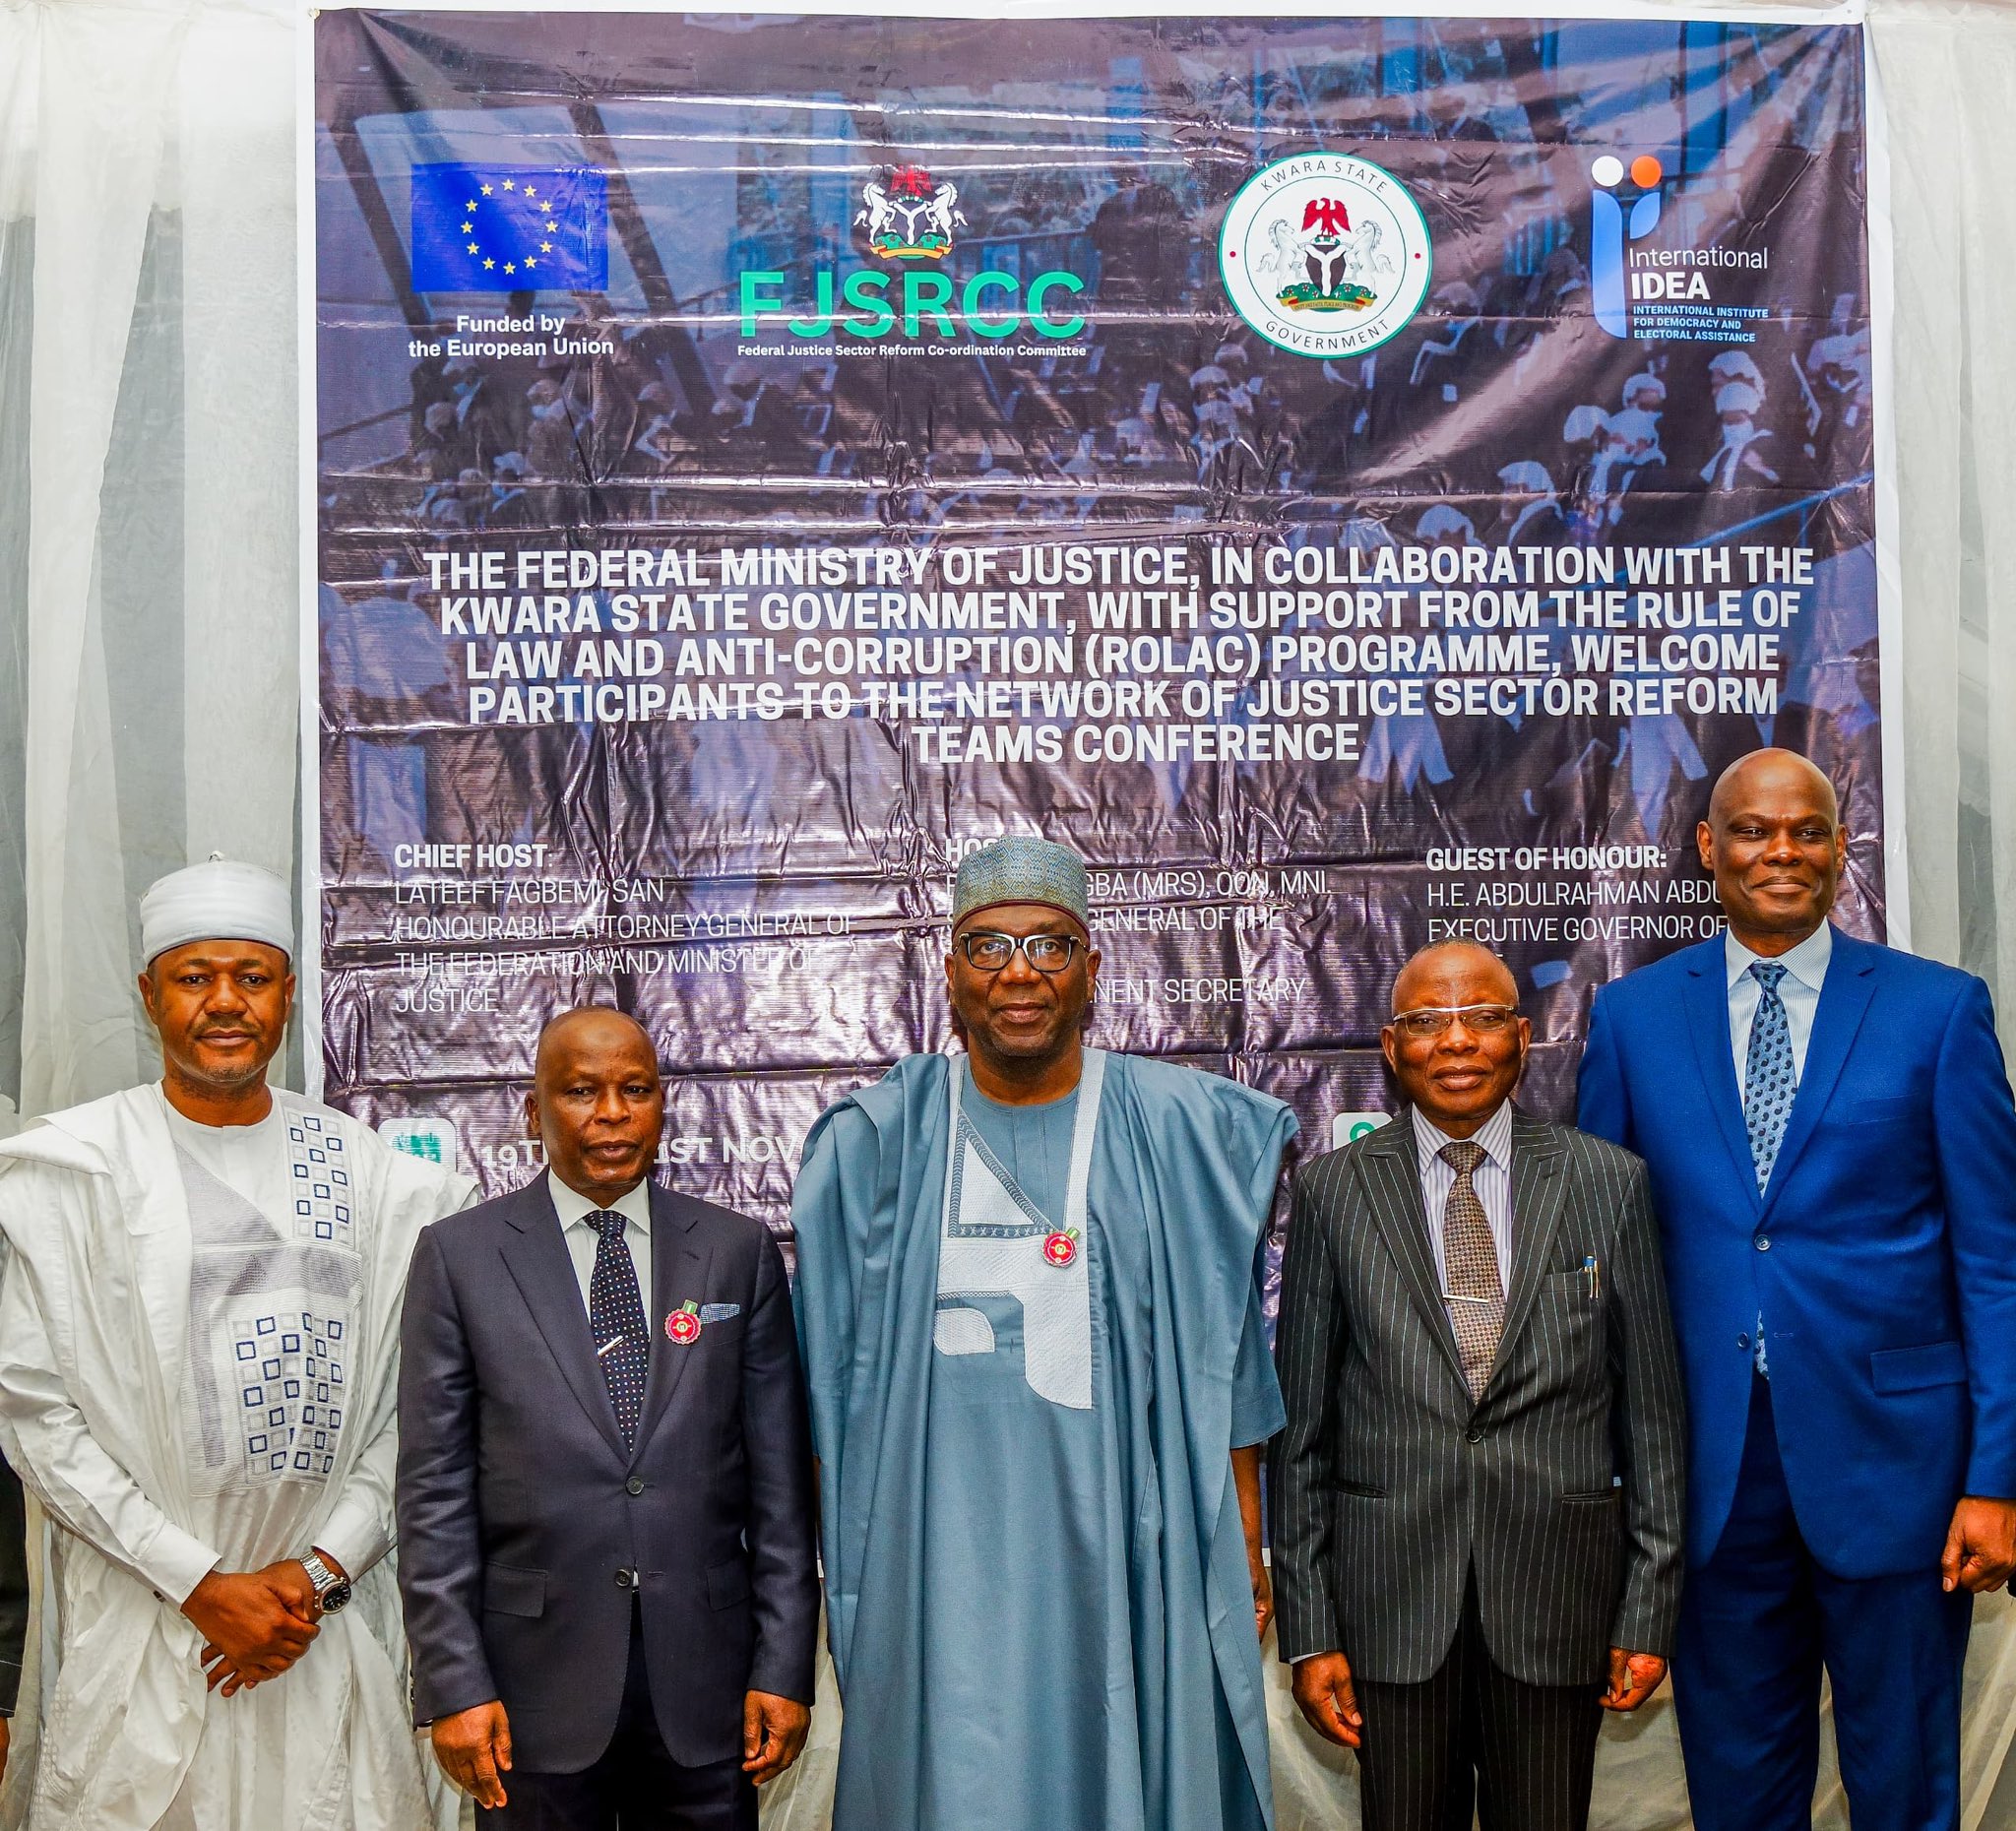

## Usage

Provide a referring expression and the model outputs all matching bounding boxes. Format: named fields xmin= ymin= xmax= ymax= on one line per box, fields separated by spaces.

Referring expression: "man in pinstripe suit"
xmin=1272 ymin=941 xmax=1686 ymax=1831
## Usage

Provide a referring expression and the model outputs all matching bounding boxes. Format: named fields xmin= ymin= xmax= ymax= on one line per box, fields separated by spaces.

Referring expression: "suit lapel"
xmin=632 ymin=1184 xmax=712 ymax=1460
xmin=1761 ymin=928 xmax=1878 ymax=1212
xmin=1358 ymin=1123 xmax=1469 ymax=1392
xmin=1683 ymin=943 xmax=1762 ymax=1213
xmin=500 ymin=1173 xmax=626 ymax=1460
xmin=1491 ymin=1112 xmax=1569 ymax=1382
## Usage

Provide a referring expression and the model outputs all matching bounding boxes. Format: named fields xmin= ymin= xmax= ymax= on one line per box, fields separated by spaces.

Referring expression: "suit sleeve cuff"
xmin=747 ymin=1656 xmax=816 ymax=1706
xmin=411 ymin=1666 xmax=502 ymax=1729
xmin=1961 ymin=1456 xmax=2016 ymax=1502
xmin=1608 ymin=1600 xmax=1676 ymax=1661
xmin=142 ymin=1521 xmax=221 ymax=1607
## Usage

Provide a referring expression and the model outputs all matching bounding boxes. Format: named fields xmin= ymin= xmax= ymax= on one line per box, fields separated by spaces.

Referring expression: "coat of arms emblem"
xmin=855 ymin=165 xmax=969 ymax=261
xmin=1219 ymin=153 xmax=1432 ymax=357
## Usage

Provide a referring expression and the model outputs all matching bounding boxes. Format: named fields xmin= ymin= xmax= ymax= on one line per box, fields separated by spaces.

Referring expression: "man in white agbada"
xmin=0 ymin=859 xmax=473 ymax=1828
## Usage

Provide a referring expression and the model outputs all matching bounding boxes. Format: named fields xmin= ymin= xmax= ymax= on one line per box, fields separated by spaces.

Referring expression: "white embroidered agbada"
xmin=0 ymin=1084 xmax=473 ymax=1830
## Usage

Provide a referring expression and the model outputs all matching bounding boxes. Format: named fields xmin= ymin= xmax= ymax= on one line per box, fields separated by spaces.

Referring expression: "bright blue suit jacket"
xmin=1577 ymin=926 xmax=2016 ymax=1575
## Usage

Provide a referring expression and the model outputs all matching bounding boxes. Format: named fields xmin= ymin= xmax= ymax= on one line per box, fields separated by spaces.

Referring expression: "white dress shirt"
xmin=1727 ymin=921 xmax=1833 ymax=1097
xmin=1412 ymin=1101 xmax=1516 ymax=1298
xmin=546 ymin=1171 xmax=654 ymax=1316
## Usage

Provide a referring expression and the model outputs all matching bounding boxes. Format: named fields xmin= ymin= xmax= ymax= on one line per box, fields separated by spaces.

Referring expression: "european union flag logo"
xmin=410 ymin=165 xmax=608 ymax=292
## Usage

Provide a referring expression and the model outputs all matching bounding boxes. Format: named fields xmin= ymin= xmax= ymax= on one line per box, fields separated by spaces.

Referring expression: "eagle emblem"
xmin=856 ymin=165 xmax=968 ymax=261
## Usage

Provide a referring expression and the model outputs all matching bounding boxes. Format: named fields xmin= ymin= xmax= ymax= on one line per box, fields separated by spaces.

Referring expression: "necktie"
xmin=1439 ymin=1140 xmax=1503 ymax=1401
xmin=1744 ymin=962 xmax=1796 ymax=1190
xmin=585 ymin=1208 xmax=650 ymax=1448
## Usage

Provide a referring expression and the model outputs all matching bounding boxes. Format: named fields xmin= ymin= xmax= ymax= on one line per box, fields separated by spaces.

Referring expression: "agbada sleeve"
xmin=315 ymin=1159 xmax=478 ymax=1582
xmin=788 ymin=1100 xmax=877 ymax=1682
xmin=0 ymin=1165 xmax=220 ymax=1604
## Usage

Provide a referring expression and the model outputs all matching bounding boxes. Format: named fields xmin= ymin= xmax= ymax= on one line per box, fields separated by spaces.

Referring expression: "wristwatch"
xmin=299 ymin=1549 xmax=353 ymax=1614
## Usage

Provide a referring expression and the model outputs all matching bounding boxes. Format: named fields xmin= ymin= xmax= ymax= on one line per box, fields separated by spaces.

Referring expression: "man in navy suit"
xmin=397 ymin=1007 xmax=819 ymax=1828
xmin=1578 ymin=747 xmax=2016 ymax=1831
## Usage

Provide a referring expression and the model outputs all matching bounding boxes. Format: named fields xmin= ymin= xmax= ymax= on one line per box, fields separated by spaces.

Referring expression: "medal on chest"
xmin=665 ymin=1300 xmax=702 ymax=1345
xmin=1041 ymin=1227 xmax=1081 ymax=1267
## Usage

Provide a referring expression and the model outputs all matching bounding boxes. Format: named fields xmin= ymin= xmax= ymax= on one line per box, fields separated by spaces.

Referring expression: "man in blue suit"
xmin=1578 ymin=747 xmax=2016 ymax=1831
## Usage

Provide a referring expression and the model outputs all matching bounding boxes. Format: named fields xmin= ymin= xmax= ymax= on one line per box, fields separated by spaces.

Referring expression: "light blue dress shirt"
xmin=1413 ymin=1101 xmax=1516 ymax=1299
xmin=1726 ymin=921 xmax=1832 ymax=1096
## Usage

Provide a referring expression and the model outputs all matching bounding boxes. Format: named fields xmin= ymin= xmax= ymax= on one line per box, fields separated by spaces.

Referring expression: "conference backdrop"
xmin=307 ymin=6 xmax=1887 ymax=1282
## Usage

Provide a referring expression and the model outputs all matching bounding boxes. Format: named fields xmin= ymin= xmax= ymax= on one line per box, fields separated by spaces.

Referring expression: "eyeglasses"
xmin=1390 ymin=1004 xmax=1519 ymax=1040
xmin=956 ymin=930 xmax=1084 ymax=975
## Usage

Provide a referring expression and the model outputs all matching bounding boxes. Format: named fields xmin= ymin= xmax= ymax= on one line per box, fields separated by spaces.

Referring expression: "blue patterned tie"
xmin=585 ymin=1208 xmax=650 ymax=1448
xmin=1744 ymin=962 xmax=1796 ymax=1189
xmin=1744 ymin=962 xmax=1796 ymax=1379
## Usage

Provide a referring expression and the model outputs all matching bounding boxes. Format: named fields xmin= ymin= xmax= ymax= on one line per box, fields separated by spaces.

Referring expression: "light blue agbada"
xmin=791 ymin=1048 xmax=1295 ymax=1831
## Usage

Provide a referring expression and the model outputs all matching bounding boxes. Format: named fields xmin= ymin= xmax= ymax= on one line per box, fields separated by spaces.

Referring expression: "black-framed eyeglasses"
xmin=1390 ymin=1003 xmax=1519 ymax=1041
xmin=956 ymin=930 xmax=1084 ymax=975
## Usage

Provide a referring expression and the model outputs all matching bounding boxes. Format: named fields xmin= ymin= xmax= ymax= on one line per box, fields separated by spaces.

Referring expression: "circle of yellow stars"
xmin=461 ymin=176 xmax=563 ymax=278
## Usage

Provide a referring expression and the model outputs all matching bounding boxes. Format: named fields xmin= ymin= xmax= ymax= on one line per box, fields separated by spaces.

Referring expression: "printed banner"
xmin=310 ymin=8 xmax=1883 ymax=1273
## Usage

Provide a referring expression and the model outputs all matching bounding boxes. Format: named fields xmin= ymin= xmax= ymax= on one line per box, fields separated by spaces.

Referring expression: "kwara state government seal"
xmin=1219 ymin=153 xmax=1432 ymax=358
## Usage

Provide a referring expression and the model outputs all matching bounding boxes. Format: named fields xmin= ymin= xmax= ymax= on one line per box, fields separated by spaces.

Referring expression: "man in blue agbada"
xmin=790 ymin=836 xmax=1296 ymax=1831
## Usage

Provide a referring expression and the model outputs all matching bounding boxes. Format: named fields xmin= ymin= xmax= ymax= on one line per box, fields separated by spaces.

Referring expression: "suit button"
xmin=615 ymin=1567 xmax=637 ymax=1590
xmin=1465 ymin=1427 xmax=1484 ymax=1444
xmin=626 ymin=1477 xmax=645 ymax=1496
xmin=1737 ymin=1333 xmax=1750 ymax=1351
xmin=1755 ymin=1235 xmax=1771 ymax=1251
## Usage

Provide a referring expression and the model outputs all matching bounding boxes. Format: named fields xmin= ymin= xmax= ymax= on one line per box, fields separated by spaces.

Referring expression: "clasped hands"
xmin=430 ymin=1688 xmax=811 ymax=1810
xmin=181 ymin=1553 xmax=342 ymax=1697
xmin=1291 ymin=1645 xmax=1668 ymax=1750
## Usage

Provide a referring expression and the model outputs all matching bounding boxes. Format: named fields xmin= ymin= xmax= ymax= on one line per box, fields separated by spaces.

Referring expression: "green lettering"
xmin=1028 ymin=271 xmax=1087 ymax=339
xmin=788 ymin=271 xmax=836 ymax=338
xmin=903 ymin=270 xmax=957 ymax=339
xmin=739 ymin=270 xmax=787 ymax=338
xmin=842 ymin=269 xmax=895 ymax=340
xmin=961 ymin=270 xmax=1021 ymax=339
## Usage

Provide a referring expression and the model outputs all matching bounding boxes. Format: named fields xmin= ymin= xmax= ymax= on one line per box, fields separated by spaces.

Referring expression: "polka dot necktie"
xmin=1744 ymin=962 xmax=1797 ymax=1191
xmin=1439 ymin=1140 xmax=1504 ymax=1401
xmin=585 ymin=1208 xmax=650 ymax=1448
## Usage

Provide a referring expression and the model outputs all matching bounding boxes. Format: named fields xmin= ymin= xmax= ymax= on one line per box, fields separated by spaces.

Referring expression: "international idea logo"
xmin=855 ymin=165 xmax=969 ymax=262
xmin=1219 ymin=153 xmax=1432 ymax=358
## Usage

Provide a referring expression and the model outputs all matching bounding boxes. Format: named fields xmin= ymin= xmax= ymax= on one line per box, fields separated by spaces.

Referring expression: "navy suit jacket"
xmin=1578 ymin=926 xmax=2016 ymax=1575
xmin=396 ymin=1173 xmax=819 ymax=1772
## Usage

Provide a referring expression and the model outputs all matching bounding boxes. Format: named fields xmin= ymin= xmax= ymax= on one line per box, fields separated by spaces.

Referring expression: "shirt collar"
xmin=546 ymin=1170 xmax=654 ymax=1236
xmin=1412 ymin=1100 xmax=1515 ymax=1175
xmin=1725 ymin=920 xmax=1834 ymax=994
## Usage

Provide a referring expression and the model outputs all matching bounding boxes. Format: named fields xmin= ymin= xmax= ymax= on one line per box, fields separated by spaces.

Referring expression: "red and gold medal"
xmin=665 ymin=1300 xmax=702 ymax=1345
xmin=1042 ymin=1228 xmax=1080 ymax=1268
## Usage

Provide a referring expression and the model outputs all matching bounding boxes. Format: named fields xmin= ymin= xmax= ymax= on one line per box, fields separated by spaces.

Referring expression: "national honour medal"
xmin=666 ymin=1300 xmax=702 ymax=1345
xmin=1042 ymin=1227 xmax=1080 ymax=1268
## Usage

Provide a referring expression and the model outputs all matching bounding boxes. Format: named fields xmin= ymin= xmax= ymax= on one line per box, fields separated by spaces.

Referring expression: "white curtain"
xmin=2 ymin=0 xmax=2015 ymax=1824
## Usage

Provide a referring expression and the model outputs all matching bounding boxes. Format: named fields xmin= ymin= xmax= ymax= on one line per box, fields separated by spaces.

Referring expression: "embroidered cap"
xmin=140 ymin=855 xmax=293 ymax=964
xmin=953 ymin=836 xmax=1090 ymax=935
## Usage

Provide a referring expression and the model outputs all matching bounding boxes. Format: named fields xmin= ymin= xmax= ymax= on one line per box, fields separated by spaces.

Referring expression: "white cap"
xmin=140 ymin=856 xmax=293 ymax=965
xmin=1416 ymin=504 xmax=1477 ymax=542
xmin=1563 ymin=404 xmax=1610 ymax=443
xmin=1607 ymin=408 xmax=1663 ymax=447
xmin=1715 ymin=381 xmax=1762 ymax=416
xmin=1497 ymin=460 xmax=1554 ymax=494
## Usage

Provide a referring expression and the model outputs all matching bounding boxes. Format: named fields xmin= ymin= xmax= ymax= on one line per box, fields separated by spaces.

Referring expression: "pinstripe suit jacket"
xmin=1271 ymin=1108 xmax=1685 ymax=1688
